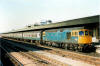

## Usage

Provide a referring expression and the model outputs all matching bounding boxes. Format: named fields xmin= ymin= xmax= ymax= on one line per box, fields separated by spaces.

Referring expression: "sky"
xmin=0 ymin=0 xmax=99 ymax=33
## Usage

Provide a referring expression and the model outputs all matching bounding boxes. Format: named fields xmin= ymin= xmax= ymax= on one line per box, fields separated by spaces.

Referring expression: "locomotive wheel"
xmin=45 ymin=42 xmax=48 ymax=46
xmin=64 ymin=44 xmax=67 ymax=49
xmin=91 ymin=45 xmax=96 ymax=52
xmin=72 ymin=45 xmax=75 ymax=51
xmin=50 ymin=42 xmax=52 ymax=46
xmin=60 ymin=43 xmax=63 ymax=48
xmin=78 ymin=46 xmax=83 ymax=52
xmin=48 ymin=42 xmax=50 ymax=46
xmin=67 ymin=44 xmax=70 ymax=50
xmin=59 ymin=43 xmax=62 ymax=48
xmin=87 ymin=45 xmax=96 ymax=52
xmin=75 ymin=44 xmax=79 ymax=51
xmin=62 ymin=43 xmax=65 ymax=49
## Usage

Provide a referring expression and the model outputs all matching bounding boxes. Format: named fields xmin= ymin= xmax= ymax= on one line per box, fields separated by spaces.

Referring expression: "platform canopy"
xmin=4 ymin=15 xmax=100 ymax=33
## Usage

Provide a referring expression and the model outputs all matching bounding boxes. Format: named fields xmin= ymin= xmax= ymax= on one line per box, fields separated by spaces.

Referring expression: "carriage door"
xmin=67 ymin=32 xmax=71 ymax=40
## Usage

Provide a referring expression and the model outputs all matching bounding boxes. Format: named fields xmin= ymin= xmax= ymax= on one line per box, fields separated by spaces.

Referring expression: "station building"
xmin=8 ymin=15 xmax=100 ymax=43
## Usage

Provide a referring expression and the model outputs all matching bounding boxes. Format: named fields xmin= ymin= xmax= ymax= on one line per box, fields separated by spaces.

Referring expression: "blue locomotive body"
xmin=43 ymin=29 xmax=78 ymax=44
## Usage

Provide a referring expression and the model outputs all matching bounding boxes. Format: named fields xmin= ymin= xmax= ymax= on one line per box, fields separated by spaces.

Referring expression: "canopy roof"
xmin=4 ymin=15 xmax=100 ymax=33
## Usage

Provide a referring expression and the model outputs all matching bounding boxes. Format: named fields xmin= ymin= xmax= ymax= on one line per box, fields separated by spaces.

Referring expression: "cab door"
xmin=66 ymin=32 xmax=71 ymax=40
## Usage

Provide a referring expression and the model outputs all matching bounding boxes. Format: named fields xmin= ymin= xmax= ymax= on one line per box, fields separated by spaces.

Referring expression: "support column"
xmin=40 ymin=30 xmax=43 ymax=44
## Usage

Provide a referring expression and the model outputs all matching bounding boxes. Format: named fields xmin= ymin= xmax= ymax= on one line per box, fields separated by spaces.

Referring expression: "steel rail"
xmin=0 ymin=46 xmax=23 ymax=66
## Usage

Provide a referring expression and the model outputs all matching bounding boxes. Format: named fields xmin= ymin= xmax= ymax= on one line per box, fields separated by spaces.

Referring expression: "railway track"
xmin=43 ymin=47 xmax=100 ymax=66
xmin=11 ymin=48 xmax=54 ymax=66
xmin=2 ymin=43 xmax=55 ymax=66
xmin=0 ymin=46 xmax=23 ymax=66
xmin=4 ymin=38 xmax=100 ymax=57
xmin=1 ymin=38 xmax=100 ymax=66
xmin=1 ymin=38 xmax=69 ymax=66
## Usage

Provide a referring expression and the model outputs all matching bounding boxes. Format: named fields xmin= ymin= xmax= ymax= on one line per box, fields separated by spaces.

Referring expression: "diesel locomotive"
xmin=42 ymin=28 xmax=94 ymax=51
xmin=1 ymin=27 xmax=95 ymax=52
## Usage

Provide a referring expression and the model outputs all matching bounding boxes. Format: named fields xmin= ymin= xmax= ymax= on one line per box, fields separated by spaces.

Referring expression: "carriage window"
xmin=72 ymin=32 xmax=74 ymax=36
xmin=75 ymin=32 xmax=78 ymax=36
xmin=79 ymin=31 xmax=84 ymax=36
xmin=85 ymin=31 xmax=88 ymax=35
xmin=67 ymin=32 xmax=71 ymax=40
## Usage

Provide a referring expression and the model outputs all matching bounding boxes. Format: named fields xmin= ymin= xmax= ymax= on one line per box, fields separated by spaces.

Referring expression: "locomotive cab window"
xmin=79 ymin=31 xmax=84 ymax=36
xmin=75 ymin=32 xmax=78 ymax=36
xmin=71 ymin=31 xmax=78 ymax=36
xmin=67 ymin=32 xmax=71 ymax=40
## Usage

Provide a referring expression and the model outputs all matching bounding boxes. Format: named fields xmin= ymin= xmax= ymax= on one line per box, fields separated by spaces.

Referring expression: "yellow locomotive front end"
xmin=78 ymin=29 xmax=92 ymax=44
